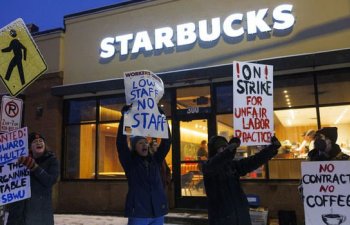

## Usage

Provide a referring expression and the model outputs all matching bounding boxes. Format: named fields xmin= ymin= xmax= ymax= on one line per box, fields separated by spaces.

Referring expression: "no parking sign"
xmin=0 ymin=95 xmax=23 ymax=133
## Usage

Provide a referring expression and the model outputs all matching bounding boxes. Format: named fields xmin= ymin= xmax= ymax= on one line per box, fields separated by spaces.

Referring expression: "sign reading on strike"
xmin=0 ymin=18 xmax=47 ymax=96
xmin=0 ymin=96 xmax=23 ymax=133
xmin=123 ymin=70 xmax=168 ymax=138
xmin=0 ymin=127 xmax=31 ymax=205
xmin=233 ymin=61 xmax=274 ymax=146
xmin=301 ymin=161 xmax=350 ymax=225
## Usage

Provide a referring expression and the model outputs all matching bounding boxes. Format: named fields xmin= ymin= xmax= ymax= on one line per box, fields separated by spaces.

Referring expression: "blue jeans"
xmin=128 ymin=216 xmax=164 ymax=225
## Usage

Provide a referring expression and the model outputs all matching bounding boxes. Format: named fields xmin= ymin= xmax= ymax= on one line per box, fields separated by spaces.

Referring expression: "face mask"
xmin=314 ymin=138 xmax=327 ymax=152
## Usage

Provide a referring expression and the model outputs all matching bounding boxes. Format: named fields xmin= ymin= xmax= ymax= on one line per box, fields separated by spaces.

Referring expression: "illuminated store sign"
xmin=100 ymin=4 xmax=295 ymax=59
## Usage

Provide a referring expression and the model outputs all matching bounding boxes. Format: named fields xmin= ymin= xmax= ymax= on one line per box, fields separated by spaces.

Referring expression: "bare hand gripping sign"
xmin=0 ymin=127 xmax=30 ymax=205
xmin=233 ymin=61 xmax=274 ymax=146
xmin=123 ymin=70 xmax=168 ymax=138
xmin=301 ymin=161 xmax=350 ymax=225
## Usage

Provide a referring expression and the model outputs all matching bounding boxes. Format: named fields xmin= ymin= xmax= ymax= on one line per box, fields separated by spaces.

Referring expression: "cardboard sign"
xmin=0 ymin=18 xmax=47 ymax=96
xmin=123 ymin=70 xmax=168 ymax=138
xmin=0 ymin=96 xmax=23 ymax=133
xmin=301 ymin=161 xmax=350 ymax=225
xmin=233 ymin=61 xmax=274 ymax=146
xmin=0 ymin=127 xmax=31 ymax=205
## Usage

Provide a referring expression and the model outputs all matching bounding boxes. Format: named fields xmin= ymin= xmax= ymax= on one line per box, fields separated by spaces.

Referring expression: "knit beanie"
xmin=208 ymin=136 xmax=228 ymax=158
xmin=316 ymin=127 xmax=338 ymax=143
xmin=130 ymin=136 xmax=147 ymax=151
xmin=28 ymin=132 xmax=45 ymax=145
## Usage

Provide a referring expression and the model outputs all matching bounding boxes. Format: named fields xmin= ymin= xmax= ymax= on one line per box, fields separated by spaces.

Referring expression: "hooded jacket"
xmin=7 ymin=151 xmax=59 ymax=225
xmin=203 ymin=141 xmax=278 ymax=225
xmin=116 ymin=110 xmax=171 ymax=218
xmin=307 ymin=127 xmax=349 ymax=161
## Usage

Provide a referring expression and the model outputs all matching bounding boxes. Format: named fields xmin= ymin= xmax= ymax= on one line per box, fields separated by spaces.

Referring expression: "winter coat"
xmin=203 ymin=145 xmax=278 ymax=225
xmin=7 ymin=151 xmax=60 ymax=225
xmin=307 ymin=143 xmax=350 ymax=161
xmin=116 ymin=113 xmax=171 ymax=218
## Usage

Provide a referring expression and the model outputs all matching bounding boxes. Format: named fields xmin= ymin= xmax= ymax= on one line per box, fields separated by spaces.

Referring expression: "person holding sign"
xmin=116 ymin=105 xmax=171 ymax=225
xmin=298 ymin=127 xmax=350 ymax=199
xmin=307 ymin=127 xmax=349 ymax=161
xmin=203 ymin=135 xmax=281 ymax=225
xmin=6 ymin=132 xmax=59 ymax=225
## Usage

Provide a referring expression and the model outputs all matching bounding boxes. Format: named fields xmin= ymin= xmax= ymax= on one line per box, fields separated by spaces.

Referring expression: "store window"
xmin=317 ymin=69 xmax=350 ymax=104
xmin=274 ymin=74 xmax=315 ymax=108
xmin=67 ymin=99 xmax=96 ymax=123
xmin=268 ymin=74 xmax=318 ymax=179
xmin=319 ymin=105 xmax=350 ymax=156
xmin=216 ymin=85 xmax=233 ymax=113
xmin=63 ymin=96 xmax=172 ymax=180
xmin=64 ymin=124 xmax=96 ymax=179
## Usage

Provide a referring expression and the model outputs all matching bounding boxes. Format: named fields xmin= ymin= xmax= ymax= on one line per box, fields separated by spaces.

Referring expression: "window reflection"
xmin=317 ymin=70 xmax=350 ymax=104
xmin=67 ymin=99 xmax=96 ymax=123
xmin=98 ymin=123 xmax=125 ymax=179
xmin=274 ymin=74 xmax=315 ymax=108
xmin=65 ymin=124 xmax=96 ymax=179
xmin=216 ymin=85 xmax=233 ymax=113
xmin=100 ymin=97 xmax=124 ymax=121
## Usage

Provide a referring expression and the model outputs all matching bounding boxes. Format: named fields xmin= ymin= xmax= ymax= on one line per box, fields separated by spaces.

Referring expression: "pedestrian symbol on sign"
xmin=0 ymin=18 xmax=47 ymax=96
xmin=2 ymin=29 xmax=27 ymax=85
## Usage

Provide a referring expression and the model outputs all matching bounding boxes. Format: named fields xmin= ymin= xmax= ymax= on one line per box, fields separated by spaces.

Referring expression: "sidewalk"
xmin=54 ymin=211 xmax=208 ymax=225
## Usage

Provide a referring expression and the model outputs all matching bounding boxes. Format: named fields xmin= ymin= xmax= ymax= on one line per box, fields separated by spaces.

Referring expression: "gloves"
xmin=223 ymin=137 xmax=241 ymax=156
xmin=18 ymin=156 xmax=38 ymax=171
xmin=229 ymin=137 xmax=241 ymax=148
xmin=158 ymin=105 xmax=165 ymax=115
xmin=121 ymin=104 xmax=132 ymax=114
xmin=270 ymin=136 xmax=281 ymax=150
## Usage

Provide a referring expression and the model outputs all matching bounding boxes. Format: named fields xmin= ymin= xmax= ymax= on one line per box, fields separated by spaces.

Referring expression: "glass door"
xmin=179 ymin=119 xmax=208 ymax=197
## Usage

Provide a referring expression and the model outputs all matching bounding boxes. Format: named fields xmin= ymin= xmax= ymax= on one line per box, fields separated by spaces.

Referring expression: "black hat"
xmin=130 ymin=136 xmax=147 ymax=151
xmin=208 ymin=136 xmax=228 ymax=158
xmin=316 ymin=127 xmax=338 ymax=143
xmin=28 ymin=132 xmax=45 ymax=145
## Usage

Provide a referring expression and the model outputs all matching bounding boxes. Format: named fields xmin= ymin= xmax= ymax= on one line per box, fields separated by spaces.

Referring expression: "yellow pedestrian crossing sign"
xmin=0 ymin=18 xmax=47 ymax=96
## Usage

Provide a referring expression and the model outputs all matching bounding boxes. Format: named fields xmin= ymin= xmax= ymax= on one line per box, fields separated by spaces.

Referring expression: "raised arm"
xmin=153 ymin=109 xmax=172 ymax=163
xmin=203 ymin=143 xmax=238 ymax=176
xmin=116 ymin=105 xmax=133 ymax=172
xmin=234 ymin=136 xmax=281 ymax=176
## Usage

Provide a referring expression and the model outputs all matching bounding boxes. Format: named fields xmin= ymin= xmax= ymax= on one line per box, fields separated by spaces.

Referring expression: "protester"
xmin=307 ymin=127 xmax=349 ymax=161
xmin=116 ymin=105 xmax=171 ymax=225
xmin=7 ymin=132 xmax=60 ymax=225
xmin=298 ymin=127 xmax=349 ymax=202
xmin=203 ymin=135 xmax=281 ymax=225
xmin=149 ymin=138 xmax=172 ymax=189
